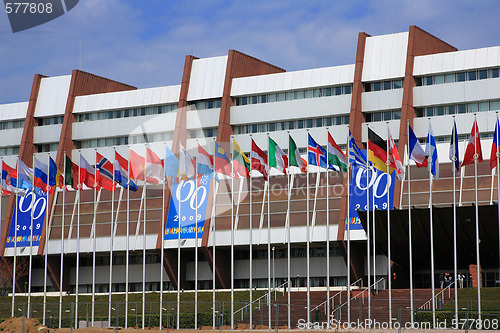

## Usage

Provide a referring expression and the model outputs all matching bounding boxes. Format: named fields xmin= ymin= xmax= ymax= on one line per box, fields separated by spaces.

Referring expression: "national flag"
xmin=449 ymin=120 xmax=460 ymax=174
xmin=388 ymin=129 xmax=405 ymax=181
xmin=65 ymin=155 xmax=79 ymax=189
xmin=48 ymin=157 xmax=57 ymax=193
xmin=289 ymin=135 xmax=307 ymax=172
xmin=18 ymin=159 xmax=33 ymax=191
xmin=114 ymin=152 xmax=138 ymax=191
xmin=197 ymin=144 xmax=219 ymax=181
xmin=490 ymin=118 xmax=500 ymax=170
xmin=348 ymin=130 xmax=367 ymax=167
xmin=1 ymin=161 xmax=18 ymax=195
xmin=308 ymin=134 xmax=328 ymax=169
xmin=146 ymin=148 xmax=164 ymax=185
xmin=408 ymin=125 xmax=428 ymax=167
xmin=130 ymin=150 xmax=145 ymax=181
xmin=233 ymin=140 xmax=251 ymax=178
xmin=34 ymin=158 xmax=49 ymax=193
xmin=165 ymin=145 xmax=179 ymax=178
xmin=461 ymin=120 xmax=483 ymax=167
xmin=96 ymin=153 xmax=116 ymax=191
xmin=80 ymin=154 xmax=96 ymax=188
xmin=327 ymin=133 xmax=347 ymax=172
xmin=269 ymin=137 xmax=288 ymax=174
xmin=251 ymin=139 xmax=268 ymax=180
xmin=214 ymin=141 xmax=232 ymax=177
xmin=179 ymin=144 xmax=195 ymax=180
xmin=368 ymin=128 xmax=392 ymax=173
xmin=425 ymin=124 xmax=439 ymax=179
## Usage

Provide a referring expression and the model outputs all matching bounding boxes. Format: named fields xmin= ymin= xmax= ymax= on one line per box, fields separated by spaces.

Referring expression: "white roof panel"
xmin=0 ymin=102 xmax=28 ymax=121
xmin=186 ymin=56 xmax=228 ymax=101
xmin=34 ymin=75 xmax=72 ymax=117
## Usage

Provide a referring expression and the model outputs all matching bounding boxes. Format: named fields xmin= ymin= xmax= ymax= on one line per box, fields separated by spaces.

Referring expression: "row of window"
xmin=417 ymin=100 xmax=500 ymax=118
xmin=189 ymin=127 xmax=218 ymax=139
xmin=37 ymin=116 xmax=64 ymax=126
xmin=75 ymin=104 xmax=178 ymax=122
xmin=365 ymin=110 xmax=401 ymax=122
xmin=364 ymin=79 xmax=404 ymax=92
xmin=416 ymin=68 xmax=500 ymax=87
xmin=233 ymin=85 xmax=353 ymax=107
xmin=193 ymin=99 xmax=222 ymax=110
xmin=0 ymin=146 xmax=19 ymax=156
xmin=232 ymin=115 xmax=350 ymax=135
xmin=0 ymin=119 xmax=24 ymax=130
xmin=79 ymin=136 xmax=130 ymax=149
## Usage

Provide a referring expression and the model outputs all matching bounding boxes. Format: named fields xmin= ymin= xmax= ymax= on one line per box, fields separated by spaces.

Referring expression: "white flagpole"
xmin=325 ymin=129 xmax=330 ymax=329
xmin=43 ymin=153 xmax=50 ymax=324
xmin=452 ymin=117 xmax=458 ymax=328
xmin=286 ymin=132 xmax=292 ymax=330
xmin=142 ymin=152 xmax=147 ymax=330
xmin=109 ymin=149 xmax=115 ymax=326
xmin=249 ymin=135 xmax=253 ymax=329
xmin=125 ymin=147 xmax=131 ymax=329
xmin=473 ymin=114 xmax=482 ymax=322
xmin=11 ymin=156 xmax=19 ymax=318
xmin=366 ymin=124 xmax=371 ymax=321
xmin=160 ymin=144 xmax=166 ymax=331
xmin=212 ymin=138 xmax=217 ymax=329
xmin=195 ymin=141 xmax=199 ymax=330
xmin=230 ymin=137 xmax=235 ymax=329
xmin=346 ymin=129 xmax=351 ymax=323
xmin=91 ymin=150 xmax=97 ymax=327
xmin=427 ymin=119 xmax=436 ymax=329
xmin=59 ymin=154 xmax=65 ymax=329
xmin=76 ymin=151 xmax=80 ymax=329
xmin=386 ymin=123 xmax=392 ymax=326
xmin=28 ymin=155 xmax=34 ymax=318
xmin=177 ymin=142 xmax=181 ymax=331
xmin=407 ymin=120 xmax=414 ymax=327
xmin=266 ymin=133 xmax=271 ymax=329
xmin=306 ymin=130 xmax=310 ymax=324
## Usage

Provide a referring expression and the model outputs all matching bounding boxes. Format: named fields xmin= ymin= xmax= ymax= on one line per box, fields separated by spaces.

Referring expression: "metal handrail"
xmin=233 ymin=281 xmax=288 ymax=317
xmin=331 ymin=277 xmax=385 ymax=314
xmin=310 ymin=278 xmax=363 ymax=312
xmin=418 ymin=281 xmax=455 ymax=310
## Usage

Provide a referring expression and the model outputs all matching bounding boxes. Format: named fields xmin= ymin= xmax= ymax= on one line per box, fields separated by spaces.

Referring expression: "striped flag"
xmin=327 ymin=133 xmax=347 ymax=172
xmin=388 ymin=129 xmax=405 ymax=181
xmin=368 ymin=128 xmax=391 ymax=173
xmin=269 ymin=137 xmax=288 ymax=174
xmin=348 ymin=130 xmax=367 ymax=167
xmin=114 ymin=152 xmax=138 ymax=191
xmin=408 ymin=125 xmax=428 ymax=167
xmin=490 ymin=117 xmax=500 ymax=170
xmin=233 ymin=140 xmax=250 ymax=178
xmin=251 ymin=139 xmax=268 ymax=180
xmin=289 ymin=135 xmax=306 ymax=172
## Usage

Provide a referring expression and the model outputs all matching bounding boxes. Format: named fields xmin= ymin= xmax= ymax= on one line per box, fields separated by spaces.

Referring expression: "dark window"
xmin=491 ymin=68 xmax=500 ymax=78
xmin=456 ymin=72 xmax=466 ymax=82
xmin=383 ymin=111 xmax=392 ymax=121
xmin=323 ymin=88 xmax=332 ymax=96
xmin=344 ymin=85 xmax=352 ymax=94
xmin=306 ymin=119 xmax=313 ymax=128
xmin=215 ymin=99 xmax=221 ymax=108
xmin=288 ymin=121 xmax=295 ymax=130
xmin=140 ymin=108 xmax=146 ymax=116
xmin=268 ymin=123 xmax=276 ymax=131
xmin=425 ymin=107 xmax=433 ymax=117
xmin=373 ymin=82 xmax=381 ymax=91
xmin=425 ymin=76 xmax=433 ymax=86
xmin=207 ymin=100 xmax=214 ymax=109
xmin=316 ymin=118 xmax=323 ymax=127
xmin=436 ymin=106 xmax=445 ymax=116
xmin=364 ymin=83 xmax=372 ymax=92
xmin=373 ymin=113 xmax=382 ymax=122
xmin=468 ymin=71 xmax=477 ymax=81
xmin=297 ymin=120 xmax=304 ymax=129
xmin=260 ymin=95 xmax=267 ymax=103
xmin=447 ymin=105 xmax=455 ymax=114
xmin=324 ymin=117 xmax=332 ymax=126
xmin=393 ymin=111 xmax=401 ymax=119
xmin=479 ymin=70 xmax=488 ymax=80
xmin=383 ymin=81 xmax=392 ymax=90
xmin=241 ymin=97 xmax=248 ymax=105
xmin=457 ymin=104 xmax=466 ymax=113
xmin=334 ymin=86 xmax=342 ymax=95
xmin=251 ymin=96 xmax=258 ymax=104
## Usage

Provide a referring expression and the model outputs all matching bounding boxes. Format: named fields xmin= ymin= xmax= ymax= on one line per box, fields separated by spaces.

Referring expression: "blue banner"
xmin=348 ymin=151 xmax=396 ymax=231
xmin=165 ymin=175 xmax=211 ymax=240
xmin=7 ymin=190 xmax=47 ymax=247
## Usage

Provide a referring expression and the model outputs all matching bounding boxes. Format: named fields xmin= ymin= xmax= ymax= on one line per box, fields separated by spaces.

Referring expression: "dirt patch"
xmin=0 ymin=317 xmax=49 ymax=333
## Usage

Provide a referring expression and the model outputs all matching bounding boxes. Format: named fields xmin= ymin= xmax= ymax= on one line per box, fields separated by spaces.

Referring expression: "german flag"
xmin=368 ymin=128 xmax=394 ymax=173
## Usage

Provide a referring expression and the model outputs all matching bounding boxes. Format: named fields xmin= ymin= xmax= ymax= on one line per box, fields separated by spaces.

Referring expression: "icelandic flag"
xmin=490 ymin=118 xmax=500 ymax=170
xmin=198 ymin=144 xmax=219 ymax=181
xmin=307 ymin=134 xmax=327 ymax=168
xmin=114 ymin=152 xmax=138 ymax=191
xmin=408 ymin=125 xmax=428 ymax=167
xmin=96 ymin=152 xmax=116 ymax=191
xmin=348 ymin=130 xmax=367 ymax=167
xmin=449 ymin=120 xmax=460 ymax=173
xmin=425 ymin=123 xmax=439 ymax=179
xmin=165 ymin=145 xmax=179 ymax=178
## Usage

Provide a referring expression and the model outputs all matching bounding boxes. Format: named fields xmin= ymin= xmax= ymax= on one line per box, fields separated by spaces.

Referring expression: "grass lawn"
xmin=442 ymin=287 xmax=500 ymax=311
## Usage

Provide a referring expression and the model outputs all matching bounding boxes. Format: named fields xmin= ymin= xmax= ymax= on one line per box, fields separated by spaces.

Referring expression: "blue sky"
xmin=1 ymin=0 xmax=500 ymax=104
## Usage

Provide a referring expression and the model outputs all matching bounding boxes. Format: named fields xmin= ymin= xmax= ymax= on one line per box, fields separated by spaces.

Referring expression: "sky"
xmin=1 ymin=0 xmax=500 ymax=104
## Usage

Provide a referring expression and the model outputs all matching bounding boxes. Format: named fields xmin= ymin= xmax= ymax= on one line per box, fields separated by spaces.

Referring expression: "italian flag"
xmin=269 ymin=137 xmax=288 ymax=174
xmin=288 ymin=135 xmax=307 ymax=172
xmin=233 ymin=140 xmax=250 ymax=178
xmin=328 ymin=132 xmax=348 ymax=172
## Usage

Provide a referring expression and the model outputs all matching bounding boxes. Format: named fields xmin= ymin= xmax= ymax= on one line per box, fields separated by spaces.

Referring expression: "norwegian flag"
xmin=96 ymin=152 xmax=116 ymax=191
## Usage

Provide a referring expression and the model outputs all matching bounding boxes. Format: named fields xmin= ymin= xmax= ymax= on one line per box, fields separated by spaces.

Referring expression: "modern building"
xmin=1 ymin=25 xmax=499 ymax=315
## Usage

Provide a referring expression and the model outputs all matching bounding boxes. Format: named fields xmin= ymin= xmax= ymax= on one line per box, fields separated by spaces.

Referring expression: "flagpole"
xmin=76 ymin=151 xmax=80 ymax=329
xmin=11 ymin=156 xmax=19 ymax=318
xmin=386 ymin=122 xmax=392 ymax=326
xmin=427 ymin=119 xmax=436 ymax=328
xmin=306 ymin=130 xmax=311 ymax=325
xmin=109 ymin=148 xmax=115 ymax=326
xmin=195 ymin=140 xmax=199 ymax=330
xmin=160 ymin=144 xmax=166 ymax=331
xmin=286 ymin=132 xmax=292 ymax=329
xmin=142 ymin=151 xmax=147 ymax=331
xmin=212 ymin=138 xmax=217 ymax=330
xmin=451 ymin=118 xmax=458 ymax=328
xmin=92 ymin=149 xmax=97 ymax=327
xmin=266 ymin=133 xmax=271 ymax=329
xmin=177 ymin=142 xmax=181 ymax=331
xmin=27 ymin=155 xmax=34 ymax=318
xmin=346 ymin=129 xmax=351 ymax=324
xmin=473 ymin=114 xmax=481 ymax=322
xmin=230 ymin=137 xmax=235 ymax=329
xmin=126 ymin=147 xmax=131 ymax=329
xmin=59 ymin=153 xmax=65 ymax=329
xmin=496 ymin=112 xmax=500 ymax=314
xmin=43 ymin=153 xmax=51 ymax=325
xmin=407 ymin=120 xmax=414 ymax=327
xmin=326 ymin=128 xmax=330 ymax=329
xmin=249 ymin=135 xmax=254 ymax=329
xmin=366 ymin=124 xmax=371 ymax=321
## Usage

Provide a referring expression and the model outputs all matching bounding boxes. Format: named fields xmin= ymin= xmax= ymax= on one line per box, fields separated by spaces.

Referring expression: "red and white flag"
xmin=146 ymin=148 xmax=164 ymax=185
xmin=388 ymin=129 xmax=405 ymax=181
xmin=130 ymin=149 xmax=145 ymax=181
xmin=461 ymin=120 xmax=483 ymax=167
xmin=251 ymin=139 xmax=268 ymax=180
xmin=80 ymin=154 xmax=96 ymax=189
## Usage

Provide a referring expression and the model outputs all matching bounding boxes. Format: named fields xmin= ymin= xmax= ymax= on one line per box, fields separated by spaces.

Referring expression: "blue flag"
xmin=165 ymin=145 xmax=179 ymax=177
xmin=348 ymin=130 xmax=367 ymax=167
xmin=425 ymin=123 xmax=439 ymax=179
xmin=307 ymin=134 xmax=327 ymax=168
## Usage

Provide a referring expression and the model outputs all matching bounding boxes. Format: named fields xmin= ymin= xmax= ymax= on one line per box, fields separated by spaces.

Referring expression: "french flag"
xmin=114 ymin=152 xmax=138 ymax=191
xmin=408 ymin=125 xmax=428 ymax=167
xmin=96 ymin=153 xmax=116 ymax=191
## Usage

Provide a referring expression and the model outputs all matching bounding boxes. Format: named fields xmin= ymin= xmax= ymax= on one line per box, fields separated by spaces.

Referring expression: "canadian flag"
xmin=461 ymin=120 xmax=483 ymax=167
